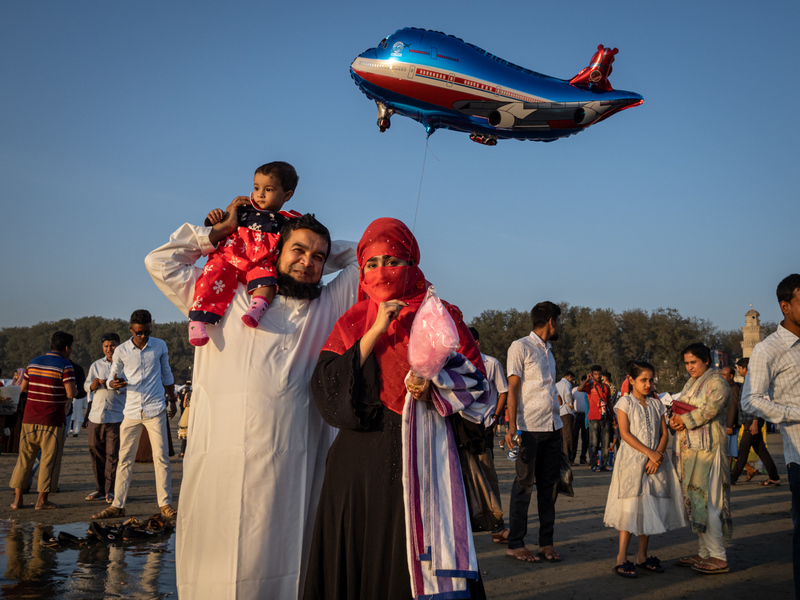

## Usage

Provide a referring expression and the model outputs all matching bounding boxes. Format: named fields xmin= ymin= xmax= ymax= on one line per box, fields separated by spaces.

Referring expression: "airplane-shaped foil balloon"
xmin=350 ymin=28 xmax=643 ymax=145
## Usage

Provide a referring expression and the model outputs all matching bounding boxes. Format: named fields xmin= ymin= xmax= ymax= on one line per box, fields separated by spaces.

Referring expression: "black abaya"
xmin=304 ymin=346 xmax=486 ymax=600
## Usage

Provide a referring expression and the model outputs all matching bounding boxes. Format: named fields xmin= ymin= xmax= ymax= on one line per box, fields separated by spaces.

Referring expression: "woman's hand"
xmin=359 ymin=300 xmax=408 ymax=367
xmin=209 ymin=196 xmax=250 ymax=245
xmin=406 ymin=372 xmax=432 ymax=402
xmin=670 ymin=415 xmax=686 ymax=431
xmin=368 ymin=300 xmax=408 ymax=337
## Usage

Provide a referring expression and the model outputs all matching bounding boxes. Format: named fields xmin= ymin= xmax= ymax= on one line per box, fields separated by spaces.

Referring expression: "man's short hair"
xmin=255 ymin=161 xmax=299 ymax=193
xmin=130 ymin=309 xmax=152 ymax=325
xmin=682 ymin=342 xmax=711 ymax=365
xmin=602 ymin=371 xmax=612 ymax=381
xmin=468 ymin=327 xmax=480 ymax=341
xmin=737 ymin=357 xmax=749 ymax=368
xmin=101 ymin=332 xmax=120 ymax=343
xmin=777 ymin=273 xmax=800 ymax=304
xmin=564 ymin=370 xmax=575 ymax=379
xmin=530 ymin=301 xmax=561 ymax=329
xmin=278 ymin=213 xmax=331 ymax=260
xmin=51 ymin=331 xmax=74 ymax=352
xmin=590 ymin=364 xmax=602 ymax=373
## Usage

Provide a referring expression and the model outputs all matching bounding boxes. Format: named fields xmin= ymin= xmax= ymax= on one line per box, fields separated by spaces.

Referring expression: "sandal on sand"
xmin=160 ymin=504 xmax=177 ymax=518
xmin=491 ymin=529 xmax=509 ymax=544
xmin=692 ymin=561 xmax=729 ymax=574
xmin=677 ymin=555 xmax=702 ymax=567
xmin=506 ymin=548 xmax=542 ymax=563
xmin=614 ymin=561 xmax=637 ymax=578
xmin=85 ymin=491 xmax=104 ymax=501
xmin=761 ymin=480 xmax=780 ymax=487
xmin=637 ymin=556 xmax=664 ymax=573
xmin=92 ymin=506 xmax=125 ymax=520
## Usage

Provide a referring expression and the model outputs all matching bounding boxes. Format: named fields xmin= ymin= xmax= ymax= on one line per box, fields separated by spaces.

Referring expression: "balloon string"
xmin=410 ymin=138 xmax=430 ymax=234
xmin=395 ymin=138 xmax=431 ymax=349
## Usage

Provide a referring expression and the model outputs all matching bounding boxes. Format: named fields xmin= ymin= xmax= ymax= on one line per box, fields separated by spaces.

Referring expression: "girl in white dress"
xmin=604 ymin=361 xmax=687 ymax=578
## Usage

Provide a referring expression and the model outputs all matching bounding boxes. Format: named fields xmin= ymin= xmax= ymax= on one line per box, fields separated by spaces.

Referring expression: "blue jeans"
xmin=588 ymin=420 xmax=611 ymax=468
xmin=789 ymin=463 xmax=799 ymax=600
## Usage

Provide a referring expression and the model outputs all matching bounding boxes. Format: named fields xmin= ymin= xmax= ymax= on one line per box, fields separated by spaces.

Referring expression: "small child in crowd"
xmin=187 ymin=161 xmax=302 ymax=346
xmin=603 ymin=361 xmax=686 ymax=578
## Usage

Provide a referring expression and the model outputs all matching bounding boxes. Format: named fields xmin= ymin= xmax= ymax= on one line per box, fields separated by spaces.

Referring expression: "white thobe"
xmin=144 ymin=223 xmax=358 ymax=600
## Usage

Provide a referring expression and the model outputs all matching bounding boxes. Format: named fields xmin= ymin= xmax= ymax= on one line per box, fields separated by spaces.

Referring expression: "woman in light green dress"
xmin=670 ymin=343 xmax=732 ymax=574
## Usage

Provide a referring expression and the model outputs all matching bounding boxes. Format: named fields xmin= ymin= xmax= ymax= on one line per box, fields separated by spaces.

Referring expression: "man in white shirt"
xmin=468 ymin=327 xmax=509 ymax=542
xmin=504 ymin=301 xmax=563 ymax=563
xmin=741 ymin=273 xmax=800 ymax=598
xmin=556 ymin=371 xmax=576 ymax=462
xmin=84 ymin=333 xmax=127 ymax=503
xmin=145 ymin=208 xmax=358 ymax=599
xmin=571 ymin=379 xmax=590 ymax=464
xmin=92 ymin=309 xmax=177 ymax=519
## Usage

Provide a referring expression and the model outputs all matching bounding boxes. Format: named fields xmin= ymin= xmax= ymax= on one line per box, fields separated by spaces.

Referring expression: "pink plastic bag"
xmin=407 ymin=285 xmax=460 ymax=380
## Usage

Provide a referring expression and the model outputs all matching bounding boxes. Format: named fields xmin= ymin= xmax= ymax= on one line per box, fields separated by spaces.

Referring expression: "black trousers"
xmin=571 ymin=413 xmax=588 ymax=462
xmin=88 ymin=421 xmax=121 ymax=495
xmin=731 ymin=420 xmax=780 ymax=482
xmin=508 ymin=429 xmax=561 ymax=549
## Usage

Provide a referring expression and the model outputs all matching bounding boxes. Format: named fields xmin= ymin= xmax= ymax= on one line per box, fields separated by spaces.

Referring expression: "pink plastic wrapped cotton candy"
xmin=407 ymin=285 xmax=460 ymax=380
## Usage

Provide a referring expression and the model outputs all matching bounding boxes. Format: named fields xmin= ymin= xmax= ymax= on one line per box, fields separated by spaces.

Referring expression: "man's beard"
xmin=276 ymin=270 xmax=322 ymax=301
xmin=549 ymin=332 xmax=559 ymax=342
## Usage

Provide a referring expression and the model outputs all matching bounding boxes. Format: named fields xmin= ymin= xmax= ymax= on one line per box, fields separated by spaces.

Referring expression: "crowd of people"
xmin=3 ymin=159 xmax=798 ymax=600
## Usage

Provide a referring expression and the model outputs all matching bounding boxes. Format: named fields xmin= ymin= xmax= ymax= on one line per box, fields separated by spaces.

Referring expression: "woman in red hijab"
xmin=303 ymin=218 xmax=486 ymax=600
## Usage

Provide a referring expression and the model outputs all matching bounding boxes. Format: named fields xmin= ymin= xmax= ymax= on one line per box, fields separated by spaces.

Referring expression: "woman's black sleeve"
xmin=311 ymin=345 xmax=383 ymax=430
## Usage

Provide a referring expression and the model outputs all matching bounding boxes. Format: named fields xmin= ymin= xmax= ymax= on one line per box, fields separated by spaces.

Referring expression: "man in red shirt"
xmin=578 ymin=365 xmax=613 ymax=471
xmin=9 ymin=331 xmax=78 ymax=510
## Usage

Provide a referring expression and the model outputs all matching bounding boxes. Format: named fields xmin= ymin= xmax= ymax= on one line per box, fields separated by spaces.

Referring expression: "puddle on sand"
xmin=0 ymin=520 xmax=177 ymax=599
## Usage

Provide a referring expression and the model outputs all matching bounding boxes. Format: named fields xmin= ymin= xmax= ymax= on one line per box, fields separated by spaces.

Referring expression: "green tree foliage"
xmin=469 ymin=306 xmax=753 ymax=394
xmin=0 ymin=317 xmax=193 ymax=384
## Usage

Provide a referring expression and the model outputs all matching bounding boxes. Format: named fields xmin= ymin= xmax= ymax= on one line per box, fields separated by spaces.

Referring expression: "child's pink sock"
xmin=242 ymin=297 xmax=269 ymax=329
xmin=188 ymin=321 xmax=210 ymax=346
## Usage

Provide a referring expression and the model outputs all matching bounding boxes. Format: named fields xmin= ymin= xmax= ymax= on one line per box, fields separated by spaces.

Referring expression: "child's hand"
xmin=647 ymin=449 xmax=663 ymax=465
xmin=207 ymin=208 xmax=225 ymax=225
xmin=208 ymin=196 xmax=250 ymax=245
xmin=645 ymin=459 xmax=660 ymax=475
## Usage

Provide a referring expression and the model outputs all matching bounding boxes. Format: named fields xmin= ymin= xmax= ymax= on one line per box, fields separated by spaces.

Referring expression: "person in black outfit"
xmin=303 ymin=218 xmax=486 ymax=600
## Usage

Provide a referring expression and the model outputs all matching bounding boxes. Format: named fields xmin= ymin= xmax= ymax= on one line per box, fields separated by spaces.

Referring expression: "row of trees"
xmin=0 ymin=306 xmax=774 ymax=394
xmin=468 ymin=305 xmax=775 ymax=393
xmin=0 ymin=316 xmax=195 ymax=385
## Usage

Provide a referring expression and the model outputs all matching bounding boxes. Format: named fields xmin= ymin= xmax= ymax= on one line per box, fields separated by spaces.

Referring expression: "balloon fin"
xmin=569 ymin=44 xmax=618 ymax=92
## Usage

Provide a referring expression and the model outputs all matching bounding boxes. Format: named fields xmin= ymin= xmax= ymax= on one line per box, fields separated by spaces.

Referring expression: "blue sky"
xmin=1 ymin=0 xmax=797 ymax=332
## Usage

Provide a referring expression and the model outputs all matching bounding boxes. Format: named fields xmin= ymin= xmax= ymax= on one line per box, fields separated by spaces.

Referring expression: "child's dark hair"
xmin=255 ymin=161 xmax=299 ymax=192
xmin=628 ymin=360 xmax=655 ymax=379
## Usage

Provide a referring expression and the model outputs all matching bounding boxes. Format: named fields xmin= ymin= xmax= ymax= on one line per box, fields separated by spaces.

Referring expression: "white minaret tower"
xmin=741 ymin=304 xmax=765 ymax=358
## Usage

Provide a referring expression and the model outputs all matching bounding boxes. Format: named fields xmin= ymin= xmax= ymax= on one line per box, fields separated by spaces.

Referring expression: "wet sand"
xmin=1 ymin=426 xmax=794 ymax=599
xmin=1 ymin=416 xmax=184 ymax=525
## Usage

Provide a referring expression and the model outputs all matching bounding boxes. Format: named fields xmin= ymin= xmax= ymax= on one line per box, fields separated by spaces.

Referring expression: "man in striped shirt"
xmin=741 ymin=273 xmax=800 ymax=598
xmin=9 ymin=331 xmax=78 ymax=510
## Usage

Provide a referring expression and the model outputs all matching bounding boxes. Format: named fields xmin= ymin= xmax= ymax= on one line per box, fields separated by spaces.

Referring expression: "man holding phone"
xmin=92 ymin=309 xmax=177 ymax=519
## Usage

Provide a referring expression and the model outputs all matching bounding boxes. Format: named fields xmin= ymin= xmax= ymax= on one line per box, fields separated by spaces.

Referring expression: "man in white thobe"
xmin=145 ymin=207 xmax=358 ymax=600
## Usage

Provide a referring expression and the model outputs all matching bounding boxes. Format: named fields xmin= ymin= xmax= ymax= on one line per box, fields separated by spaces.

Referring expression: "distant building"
xmin=741 ymin=306 xmax=765 ymax=359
